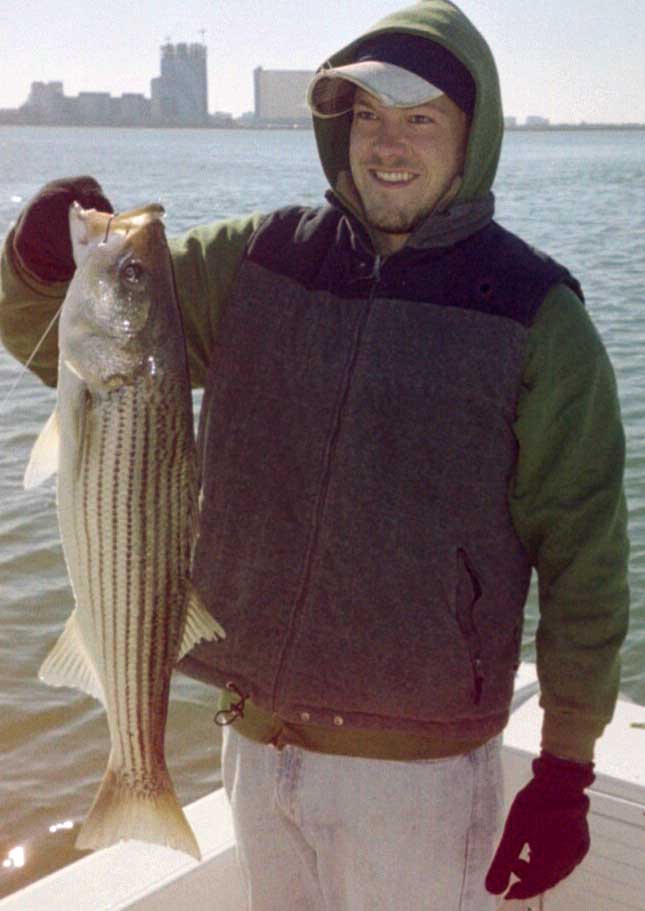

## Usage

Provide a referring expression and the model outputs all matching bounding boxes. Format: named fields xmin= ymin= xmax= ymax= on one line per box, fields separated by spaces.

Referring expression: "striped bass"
xmin=24 ymin=202 xmax=224 ymax=860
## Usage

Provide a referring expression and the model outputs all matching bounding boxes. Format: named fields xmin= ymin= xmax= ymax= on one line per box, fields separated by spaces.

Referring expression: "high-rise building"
xmin=253 ymin=67 xmax=314 ymax=124
xmin=151 ymin=42 xmax=208 ymax=126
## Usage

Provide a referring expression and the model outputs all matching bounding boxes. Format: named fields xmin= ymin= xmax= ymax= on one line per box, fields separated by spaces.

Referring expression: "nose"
xmin=372 ymin=119 xmax=408 ymax=160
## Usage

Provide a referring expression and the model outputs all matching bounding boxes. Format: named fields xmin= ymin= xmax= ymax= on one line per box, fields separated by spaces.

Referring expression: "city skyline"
xmin=5 ymin=73 xmax=642 ymax=130
xmin=1 ymin=0 xmax=644 ymax=124
xmin=3 ymin=41 xmax=213 ymax=128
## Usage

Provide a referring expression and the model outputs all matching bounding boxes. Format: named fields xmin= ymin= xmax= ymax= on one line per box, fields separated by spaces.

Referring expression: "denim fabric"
xmin=222 ymin=726 xmax=504 ymax=910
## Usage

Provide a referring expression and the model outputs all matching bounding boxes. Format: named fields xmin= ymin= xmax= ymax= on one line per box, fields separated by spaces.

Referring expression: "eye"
xmin=353 ymin=108 xmax=377 ymax=121
xmin=409 ymin=114 xmax=435 ymax=125
xmin=120 ymin=260 xmax=144 ymax=285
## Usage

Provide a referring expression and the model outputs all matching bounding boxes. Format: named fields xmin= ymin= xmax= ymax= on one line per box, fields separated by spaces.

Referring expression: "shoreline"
xmin=0 ymin=119 xmax=644 ymax=133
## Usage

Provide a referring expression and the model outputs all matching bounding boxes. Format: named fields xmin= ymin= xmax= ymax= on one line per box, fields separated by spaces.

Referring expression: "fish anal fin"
xmin=39 ymin=609 xmax=105 ymax=705
xmin=177 ymin=581 xmax=225 ymax=662
xmin=24 ymin=408 xmax=59 ymax=489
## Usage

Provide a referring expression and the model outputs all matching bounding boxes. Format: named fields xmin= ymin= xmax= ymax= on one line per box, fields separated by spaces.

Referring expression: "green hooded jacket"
xmin=313 ymin=0 xmax=503 ymax=214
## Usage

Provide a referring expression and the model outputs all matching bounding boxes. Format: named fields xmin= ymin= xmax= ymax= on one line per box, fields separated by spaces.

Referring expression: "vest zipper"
xmin=270 ymin=254 xmax=383 ymax=714
xmin=456 ymin=548 xmax=484 ymax=705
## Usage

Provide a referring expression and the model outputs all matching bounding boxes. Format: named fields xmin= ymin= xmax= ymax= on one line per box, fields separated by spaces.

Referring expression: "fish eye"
xmin=120 ymin=260 xmax=144 ymax=285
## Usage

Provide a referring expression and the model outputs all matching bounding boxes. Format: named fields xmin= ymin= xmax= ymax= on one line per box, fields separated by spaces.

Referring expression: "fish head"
xmin=62 ymin=203 xmax=182 ymax=390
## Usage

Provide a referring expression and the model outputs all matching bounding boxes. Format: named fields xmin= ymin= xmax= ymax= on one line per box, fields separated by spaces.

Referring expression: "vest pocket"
xmin=455 ymin=548 xmax=484 ymax=704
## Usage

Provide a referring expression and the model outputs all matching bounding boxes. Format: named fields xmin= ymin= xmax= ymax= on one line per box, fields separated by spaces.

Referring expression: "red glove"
xmin=485 ymin=751 xmax=595 ymax=900
xmin=13 ymin=176 xmax=113 ymax=282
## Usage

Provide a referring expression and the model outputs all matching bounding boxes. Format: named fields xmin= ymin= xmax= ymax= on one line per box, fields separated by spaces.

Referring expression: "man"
xmin=0 ymin=1 xmax=629 ymax=909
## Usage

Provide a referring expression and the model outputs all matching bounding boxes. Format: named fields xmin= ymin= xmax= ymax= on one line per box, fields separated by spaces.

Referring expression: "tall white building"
xmin=253 ymin=67 xmax=314 ymax=124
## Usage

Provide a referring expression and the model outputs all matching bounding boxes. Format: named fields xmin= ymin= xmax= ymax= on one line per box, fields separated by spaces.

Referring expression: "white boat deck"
xmin=2 ymin=664 xmax=644 ymax=911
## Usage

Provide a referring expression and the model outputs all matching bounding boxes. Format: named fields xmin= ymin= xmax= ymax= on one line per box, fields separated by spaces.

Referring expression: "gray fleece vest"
xmin=186 ymin=205 xmax=581 ymax=742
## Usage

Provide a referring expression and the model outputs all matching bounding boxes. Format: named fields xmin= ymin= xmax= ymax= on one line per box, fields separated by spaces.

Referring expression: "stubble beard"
xmin=362 ymin=197 xmax=436 ymax=237
xmin=356 ymin=167 xmax=443 ymax=238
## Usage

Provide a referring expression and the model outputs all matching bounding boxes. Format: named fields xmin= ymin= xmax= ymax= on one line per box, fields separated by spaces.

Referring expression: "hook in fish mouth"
xmin=100 ymin=204 xmax=165 ymax=245
xmin=102 ymin=215 xmax=116 ymax=245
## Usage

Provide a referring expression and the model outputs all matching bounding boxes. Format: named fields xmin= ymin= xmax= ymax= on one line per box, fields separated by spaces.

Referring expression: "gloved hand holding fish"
xmin=23 ymin=198 xmax=225 ymax=860
xmin=13 ymin=175 xmax=114 ymax=282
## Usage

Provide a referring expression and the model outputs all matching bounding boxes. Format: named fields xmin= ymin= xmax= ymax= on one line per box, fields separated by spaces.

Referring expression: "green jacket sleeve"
xmin=510 ymin=283 xmax=630 ymax=762
xmin=0 ymin=212 xmax=264 ymax=388
xmin=0 ymin=225 xmax=67 ymax=386
xmin=167 ymin=213 xmax=264 ymax=386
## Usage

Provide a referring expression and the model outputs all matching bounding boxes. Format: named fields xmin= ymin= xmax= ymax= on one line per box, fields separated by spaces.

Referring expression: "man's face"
xmin=349 ymin=88 xmax=469 ymax=255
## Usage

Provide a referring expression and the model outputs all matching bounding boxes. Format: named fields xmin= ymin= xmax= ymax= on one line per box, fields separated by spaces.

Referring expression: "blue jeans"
xmin=222 ymin=726 xmax=504 ymax=910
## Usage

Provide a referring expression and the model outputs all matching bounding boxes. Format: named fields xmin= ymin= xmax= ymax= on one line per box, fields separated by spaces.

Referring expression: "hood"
xmin=313 ymin=0 xmax=504 ymax=218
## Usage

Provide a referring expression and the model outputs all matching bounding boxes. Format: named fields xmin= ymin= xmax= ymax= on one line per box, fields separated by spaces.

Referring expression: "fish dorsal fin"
xmin=24 ymin=407 xmax=59 ymax=489
xmin=177 ymin=582 xmax=226 ymax=662
xmin=39 ymin=608 xmax=106 ymax=705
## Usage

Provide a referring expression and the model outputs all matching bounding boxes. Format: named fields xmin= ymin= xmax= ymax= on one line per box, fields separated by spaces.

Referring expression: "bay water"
xmin=0 ymin=126 xmax=643 ymax=897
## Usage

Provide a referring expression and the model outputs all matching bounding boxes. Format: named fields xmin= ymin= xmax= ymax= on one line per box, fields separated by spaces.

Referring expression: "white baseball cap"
xmin=308 ymin=60 xmax=444 ymax=118
xmin=307 ymin=34 xmax=476 ymax=120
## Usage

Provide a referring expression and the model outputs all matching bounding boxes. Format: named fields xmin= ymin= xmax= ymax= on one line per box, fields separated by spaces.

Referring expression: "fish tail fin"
xmin=75 ymin=758 xmax=200 ymax=860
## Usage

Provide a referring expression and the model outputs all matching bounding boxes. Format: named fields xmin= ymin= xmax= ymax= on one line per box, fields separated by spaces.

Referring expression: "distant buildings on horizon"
xmin=0 ymin=42 xmax=236 ymax=129
xmin=253 ymin=67 xmax=313 ymax=125
xmin=505 ymin=115 xmax=550 ymax=128
xmin=0 ymin=47 xmax=641 ymax=130
xmin=0 ymin=44 xmax=315 ymax=129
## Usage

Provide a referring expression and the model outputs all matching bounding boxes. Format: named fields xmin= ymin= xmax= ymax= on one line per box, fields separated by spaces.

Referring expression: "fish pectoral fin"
xmin=24 ymin=408 xmax=60 ymax=489
xmin=39 ymin=608 xmax=106 ymax=705
xmin=177 ymin=581 xmax=226 ymax=662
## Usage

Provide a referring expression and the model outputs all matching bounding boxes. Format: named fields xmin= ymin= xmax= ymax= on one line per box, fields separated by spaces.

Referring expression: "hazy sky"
xmin=1 ymin=0 xmax=644 ymax=123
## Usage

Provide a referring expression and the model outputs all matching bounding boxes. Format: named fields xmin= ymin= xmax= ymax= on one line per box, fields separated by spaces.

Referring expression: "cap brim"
xmin=308 ymin=61 xmax=444 ymax=118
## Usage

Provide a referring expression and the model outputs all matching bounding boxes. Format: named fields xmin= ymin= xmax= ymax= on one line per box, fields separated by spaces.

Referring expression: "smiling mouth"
xmin=370 ymin=169 xmax=418 ymax=186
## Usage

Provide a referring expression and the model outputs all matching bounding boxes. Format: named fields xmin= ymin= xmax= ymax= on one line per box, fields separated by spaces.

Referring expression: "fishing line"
xmin=0 ymin=301 xmax=63 ymax=413
xmin=3 ymin=211 xmax=129 ymax=415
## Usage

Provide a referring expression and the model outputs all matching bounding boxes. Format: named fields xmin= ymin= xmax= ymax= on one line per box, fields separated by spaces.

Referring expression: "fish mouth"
xmin=71 ymin=202 xmax=165 ymax=249
xmin=70 ymin=203 xmax=166 ymax=271
xmin=107 ymin=204 xmax=165 ymax=235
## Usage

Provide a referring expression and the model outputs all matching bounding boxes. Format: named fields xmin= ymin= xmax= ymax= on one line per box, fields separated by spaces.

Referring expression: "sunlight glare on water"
xmin=2 ymin=848 xmax=25 ymax=870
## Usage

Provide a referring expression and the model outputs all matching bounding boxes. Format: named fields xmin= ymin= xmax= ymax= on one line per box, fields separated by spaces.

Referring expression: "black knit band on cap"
xmin=355 ymin=33 xmax=476 ymax=118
